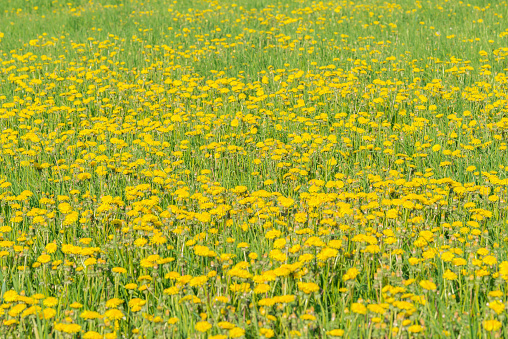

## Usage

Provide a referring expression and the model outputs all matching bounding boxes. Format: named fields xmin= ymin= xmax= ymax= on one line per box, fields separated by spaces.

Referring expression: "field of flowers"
xmin=0 ymin=0 xmax=508 ymax=337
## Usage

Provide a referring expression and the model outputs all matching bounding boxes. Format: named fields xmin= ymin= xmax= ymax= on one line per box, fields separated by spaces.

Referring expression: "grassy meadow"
xmin=1 ymin=0 xmax=508 ymax=337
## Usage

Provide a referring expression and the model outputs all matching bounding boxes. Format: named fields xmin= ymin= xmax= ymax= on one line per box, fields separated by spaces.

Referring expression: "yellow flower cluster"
xmin=0 ymin=0 xmax=507 ymax=337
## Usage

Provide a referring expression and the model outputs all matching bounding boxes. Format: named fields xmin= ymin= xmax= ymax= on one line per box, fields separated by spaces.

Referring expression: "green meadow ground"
xmin=0 ymin=0 xmax=508 ymax=337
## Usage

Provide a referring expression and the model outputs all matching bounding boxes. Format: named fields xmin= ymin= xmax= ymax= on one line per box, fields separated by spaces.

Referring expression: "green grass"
xmin=0 ymin=0 xmax=507 ymax=338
